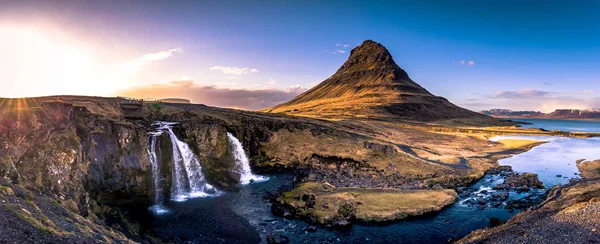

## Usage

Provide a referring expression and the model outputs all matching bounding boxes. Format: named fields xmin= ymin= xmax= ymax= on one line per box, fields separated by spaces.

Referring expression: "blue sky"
xmin=1 ymin=0 xmax=598 ymax=111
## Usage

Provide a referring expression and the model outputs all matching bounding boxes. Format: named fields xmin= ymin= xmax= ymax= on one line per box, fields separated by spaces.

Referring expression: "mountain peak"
xmin=264 ymin=40 xmax=500 ymax=125
xmin=340 ymin=40 xmax=395 ymax=71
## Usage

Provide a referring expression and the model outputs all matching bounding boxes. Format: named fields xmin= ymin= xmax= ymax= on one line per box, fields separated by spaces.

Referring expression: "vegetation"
xmin=278 ymin=182 xmax=457 ymax=224
xmin=148 ymin=103 xmax=162 ymax=116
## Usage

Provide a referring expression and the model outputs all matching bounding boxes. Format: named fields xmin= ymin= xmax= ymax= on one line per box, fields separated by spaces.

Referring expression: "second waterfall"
xmin=227 ymin=132 xmax=268 ymax=184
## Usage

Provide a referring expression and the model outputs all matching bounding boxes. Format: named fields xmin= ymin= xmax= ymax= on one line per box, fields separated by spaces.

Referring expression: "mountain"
xmin=479 ymin=109 xmax=544 ymax=117
xmin=263 ymin=40 xmax=500 ymax=125
xmin=480 ymin=108 xmax=600 ymax=120
xmin=546 ymin=109 xmax=600 ymax=119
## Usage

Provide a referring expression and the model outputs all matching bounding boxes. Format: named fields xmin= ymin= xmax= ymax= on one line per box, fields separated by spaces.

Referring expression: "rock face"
xmin=264 ymin=40 xmax=501 ymax=125
xmin=0 ymin=100 xmax=151 ymax=215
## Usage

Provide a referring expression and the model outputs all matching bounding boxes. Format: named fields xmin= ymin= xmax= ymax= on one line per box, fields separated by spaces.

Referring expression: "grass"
xmin=0 ymin=185 xmax=14 ymax=196
xmin=279 ymin=182 xmax=457 ymax=223
xmin=496 ymin=139 xmax=544 ymax=149
xmin=4 ymin=204 xmax=55 ymax=233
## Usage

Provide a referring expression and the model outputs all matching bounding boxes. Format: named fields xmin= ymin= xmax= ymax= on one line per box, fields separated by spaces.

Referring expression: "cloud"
xmin=224 ymin=76 xmax=241 ymax=80
xmin=267 ymin=79 xmax=276 ymax=85
xmin=463 ymin=88 xmax=600 ymax=112
xmin=454 ymin=60 xmax=475 ymax=66
xmin=209 ymin=66 xmax=259 ymax=75
xmin=335 ymin=43 xmax=351 ymax=48
xmin=326 ymin=49 xmax=347 ymax=55
xmin=543 ymin=82 xmax=553 ymax=86
xmin=120 ymin=48 xmax=182 ymax=75
xmin=116 ymin=80 xmax=306 ymax=110
xmin=489 ymin=89 xmax=555 ymax=99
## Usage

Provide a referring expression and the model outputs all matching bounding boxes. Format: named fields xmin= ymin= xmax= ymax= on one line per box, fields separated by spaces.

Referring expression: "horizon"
xmin=1 ymin=0 xmax=599 ymax=113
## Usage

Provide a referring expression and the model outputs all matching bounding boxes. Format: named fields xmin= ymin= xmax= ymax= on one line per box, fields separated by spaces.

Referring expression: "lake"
xmin=508 ymin=118 xmax=600 ymax=132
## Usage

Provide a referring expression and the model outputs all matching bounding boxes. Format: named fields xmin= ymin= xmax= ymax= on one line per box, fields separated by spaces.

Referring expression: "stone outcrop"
xmin=459 ymin=178 xmax=600 ymax=243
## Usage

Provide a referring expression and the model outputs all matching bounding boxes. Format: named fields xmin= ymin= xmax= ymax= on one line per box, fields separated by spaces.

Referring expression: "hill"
xmin=263 ymin=40 xmax=502 ymax=125
xmin=480 ymin=108 xmax=600 ymax=120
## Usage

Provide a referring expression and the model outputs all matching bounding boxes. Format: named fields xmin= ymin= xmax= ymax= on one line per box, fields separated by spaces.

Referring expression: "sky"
xmin=0 ymin=0 xmax=599 ymax=112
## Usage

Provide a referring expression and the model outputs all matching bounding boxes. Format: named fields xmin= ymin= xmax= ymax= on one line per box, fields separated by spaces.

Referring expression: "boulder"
xmin=267 ymin=233 xmax=290 ymax=244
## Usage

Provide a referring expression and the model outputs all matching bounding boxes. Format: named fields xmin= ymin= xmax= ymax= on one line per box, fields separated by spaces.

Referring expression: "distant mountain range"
xmin=480 ymin=108 xmax=600 ymax=120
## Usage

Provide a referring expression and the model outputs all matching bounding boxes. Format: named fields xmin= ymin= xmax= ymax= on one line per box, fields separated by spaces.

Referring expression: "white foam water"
xmin=150 ymin=122 xmax=221 ymax=206
xmin=227 ymin=132 xmax=268 ymax=185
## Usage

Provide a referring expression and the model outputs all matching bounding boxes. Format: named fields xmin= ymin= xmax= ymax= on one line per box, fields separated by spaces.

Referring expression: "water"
xmin=509 ymin=118 xmax=600 ymax=132
xmin=145 ymin=174 xmax=518 ymax=244
xmin=227 ymin=132 xmax=269 ymax=184
xmin=151 ymin=122 xmax=220 ymax=204
xmin=491 ymin=136 xmax=600 ymax=187
xmin=147 ymin=134 xmax=168 ymax=214
xmin=142 ymin=120 xmax=600 ymax=243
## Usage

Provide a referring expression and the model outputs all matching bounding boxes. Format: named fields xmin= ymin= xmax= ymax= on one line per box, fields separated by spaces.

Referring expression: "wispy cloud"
xmin=224 ymin=76 xmax=241 ymax=80
xmin=328 ymin=43 xmax=352 ymax=54
xmin=454 ymin=60 xmax=475 ymax=66
xmin=336 ymin=43 xmax=351 ymax=48
xmin=209 ymin=66 xmax=259 ymax=75
xmin=116 ymin=80 xmax=306 ymax=110
xmin=120 ymin=48 xmax=182 ymax=75
xmin=489 ymin=89 xmax=554 ymax=99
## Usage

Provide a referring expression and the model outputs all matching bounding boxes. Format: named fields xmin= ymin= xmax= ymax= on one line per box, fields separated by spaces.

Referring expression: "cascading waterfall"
xmin=150 ymin=122 xmax=220 ymax=206
xmin=147 ymin=134 xmax=168 ymax=214
xmin=227 ymin=132 xmax=268 ymax=184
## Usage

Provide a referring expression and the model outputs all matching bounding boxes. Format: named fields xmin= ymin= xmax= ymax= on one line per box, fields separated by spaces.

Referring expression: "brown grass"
xmin=279 ymin=182 xmax=457 ymax=223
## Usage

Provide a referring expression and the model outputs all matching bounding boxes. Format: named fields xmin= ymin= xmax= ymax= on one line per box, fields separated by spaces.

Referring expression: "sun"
xmin=0 ymin=25 xmax=116 ymax=97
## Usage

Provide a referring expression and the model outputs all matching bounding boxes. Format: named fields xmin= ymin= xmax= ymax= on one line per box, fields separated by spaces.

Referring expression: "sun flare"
xmin=0 ymin=25 xmax=118 ymax=97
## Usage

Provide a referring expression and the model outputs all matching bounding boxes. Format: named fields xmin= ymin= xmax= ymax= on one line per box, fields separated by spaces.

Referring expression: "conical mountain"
xmin=264 ymin=40 xmax=499 ymax=125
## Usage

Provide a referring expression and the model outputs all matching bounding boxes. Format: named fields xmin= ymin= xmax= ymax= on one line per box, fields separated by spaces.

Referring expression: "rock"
xmin=229 ymin=172 xmax=241 ymax=182
xmin=491 ymin=201 xmax=503 ymax=208
xmin=330 ymin=216 xmax=351 ymax=228
xmin=305 ymin=196 xmax=316 ymax=209
xmin=267 ymin=233 xmax=290 ymax=244
xmin=502 ymin=173 xmax=544 ymax=190
xmin=363 ymin=141 xmax=397 ymax=156
xmin=488 ymin=217 xmax=507 ymax=227
xmin=476 ymin=198 xmax=488 ymax=206
xmin=487 ymin=166 xmax=513 ymax=174
xmin=338 ymin=202 xmax=356 ymax=218
xmin=306 ymin=226 xmax=318 ymax=232
xmin=493 ymin=184 xmax=507 ymax=190
xmin=456 ymin=186 xmax=467 ymax=193
xmin=556 ymin=174 xmax=562 ymax=177
xmin=576 ymin=159 xmax=586 ymax=164
xmin=492 ymin=192 xmax=509 ymax=201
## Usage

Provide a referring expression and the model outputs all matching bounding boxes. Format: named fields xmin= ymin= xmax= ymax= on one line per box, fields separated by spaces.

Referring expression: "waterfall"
xmin=147 ymin=134 xmax=169 ymax=214
xmin=227 ymin=132 xmax=268 ymax=184
xmin=150 ymin=122 xmax=220 ymax=205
